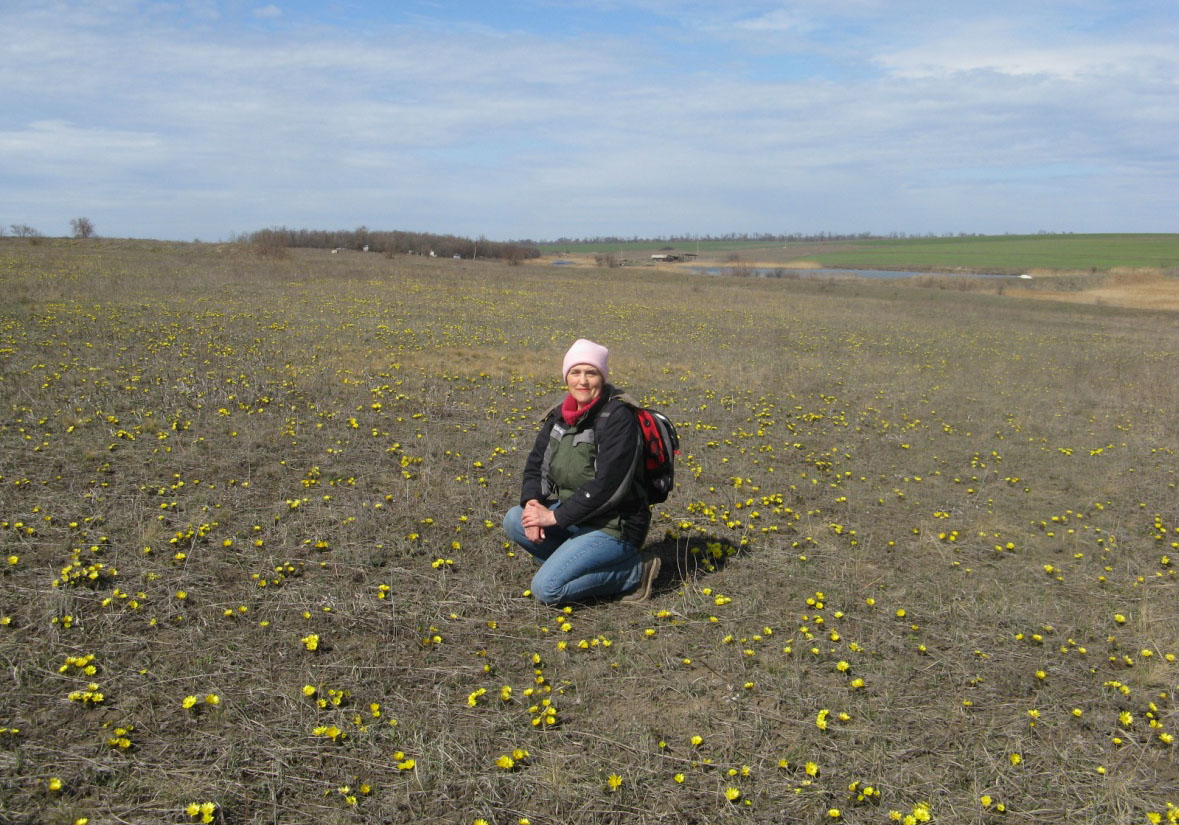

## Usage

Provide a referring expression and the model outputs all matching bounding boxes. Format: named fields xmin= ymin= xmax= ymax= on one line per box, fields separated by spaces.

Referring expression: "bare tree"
xmin=71 ymin=217 xmax=96 ymax=238
xmin=10 ymin=224 xmax=41 ymax=238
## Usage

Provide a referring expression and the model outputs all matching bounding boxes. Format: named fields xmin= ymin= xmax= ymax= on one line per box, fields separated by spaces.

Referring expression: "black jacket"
xmin=521 ymin=385 xmax=651 ymax=548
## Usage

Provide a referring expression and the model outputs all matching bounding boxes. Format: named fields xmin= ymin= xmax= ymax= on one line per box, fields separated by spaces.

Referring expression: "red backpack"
xmin=539 ymin=394 xmax=681 ymax=505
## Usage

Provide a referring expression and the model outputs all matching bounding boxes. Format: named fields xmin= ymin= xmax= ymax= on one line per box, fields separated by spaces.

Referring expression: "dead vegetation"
xmin=1 ymin=241 xmax=1177 ymax=824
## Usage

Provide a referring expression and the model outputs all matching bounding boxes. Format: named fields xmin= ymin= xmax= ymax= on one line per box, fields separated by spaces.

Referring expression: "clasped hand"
xmin=520 ymin=499 xmax=557 ymax=543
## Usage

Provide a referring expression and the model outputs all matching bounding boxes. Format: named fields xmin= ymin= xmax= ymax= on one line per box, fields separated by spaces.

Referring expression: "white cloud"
xmin=253 ymin=4 xmax=282 ymax=19
xmin=0 ymin=120 xmax=164 ymax=168
xmin=730 ymin=9 xmax=808 ymax=33
xmin=1 ymin=0 xmax=1176 ymax=239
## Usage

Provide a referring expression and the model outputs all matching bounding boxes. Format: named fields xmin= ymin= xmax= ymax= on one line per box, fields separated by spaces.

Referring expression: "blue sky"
xmin=3 ymin=0 xmax=1177 ymax=241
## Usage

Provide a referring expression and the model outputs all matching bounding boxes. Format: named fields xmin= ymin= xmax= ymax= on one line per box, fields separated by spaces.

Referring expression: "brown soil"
xmin=1015 ymin=270 xmax=1179 ymax=311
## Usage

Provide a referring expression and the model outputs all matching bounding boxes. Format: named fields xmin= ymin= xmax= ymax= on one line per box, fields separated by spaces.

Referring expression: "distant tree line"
xmin=239 ymin=226 xmax=541 ymax=263
xmin=534 ymin=231 xmax=1061 ymax=245
xmin=2 ymin=219 xmax=96 ymax=239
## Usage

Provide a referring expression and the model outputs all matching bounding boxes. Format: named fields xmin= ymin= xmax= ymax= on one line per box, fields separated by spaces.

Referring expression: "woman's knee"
xmin=530 ymin=567 xmax=565 ymax=605
xmin=503 ymin=506 xmax=525 ymax=542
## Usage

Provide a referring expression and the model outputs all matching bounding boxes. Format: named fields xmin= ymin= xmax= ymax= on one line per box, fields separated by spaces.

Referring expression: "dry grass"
xmin=1 ymin=239 xmax=1178 ymax=825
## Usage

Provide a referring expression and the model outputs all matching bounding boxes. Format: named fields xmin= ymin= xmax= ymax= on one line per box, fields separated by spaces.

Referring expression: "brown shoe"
xmin=620 ymin=553 xmax=661 ymax=602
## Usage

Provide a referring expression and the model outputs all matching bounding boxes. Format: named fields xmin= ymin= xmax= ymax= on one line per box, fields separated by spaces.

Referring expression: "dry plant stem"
xmin=0 ymin=239 xmax=1176 ymax=824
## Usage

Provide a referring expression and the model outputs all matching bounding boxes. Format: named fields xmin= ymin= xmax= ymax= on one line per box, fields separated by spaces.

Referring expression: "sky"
xmin=2 ymin=0 xmax=1177 ymax=242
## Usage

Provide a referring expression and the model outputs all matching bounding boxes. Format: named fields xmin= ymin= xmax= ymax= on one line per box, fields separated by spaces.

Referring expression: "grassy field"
xmin=538 ymin=234 xmax=1179 ymax=273
xmin=2 ymin=238 xmax=1178 ymax=825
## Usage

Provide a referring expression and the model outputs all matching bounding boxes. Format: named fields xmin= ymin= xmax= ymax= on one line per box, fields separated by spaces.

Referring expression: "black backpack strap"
xmin=582 ymin=398 xmax=643 ymax=519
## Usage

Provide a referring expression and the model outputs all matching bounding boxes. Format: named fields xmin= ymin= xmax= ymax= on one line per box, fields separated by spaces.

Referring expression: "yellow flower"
xmin=607 ymin=773 xmax=623 ymax=791
xmin=496 ymin=755 xmax=515 ymax=770
xmin=674 ymin=773 xmax=685 ymax=783
xmin=980 ymin=795 xmax=992 ymax=806
xmin=724 ymin=787 xmax=741 ymax=802
xmin=48 ymin=777 xmax=63 ymax=791
xmin=181 ymin=695 xmax=198 ymax=709
xmin=690 ymin=735 xmax=703 ymax=746
xmin=302 ymin=684 xmax=317 ymax=696
xmin=205 ymin=694 xmax=220 ymax=706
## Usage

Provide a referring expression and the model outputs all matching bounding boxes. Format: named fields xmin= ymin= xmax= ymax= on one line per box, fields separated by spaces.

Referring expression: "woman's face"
xmin=566 ymin=364 xmax=604 ymax=407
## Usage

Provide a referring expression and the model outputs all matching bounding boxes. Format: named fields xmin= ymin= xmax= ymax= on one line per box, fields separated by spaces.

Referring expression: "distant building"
xmin=650 ymin=253 xmax=697 ymax=262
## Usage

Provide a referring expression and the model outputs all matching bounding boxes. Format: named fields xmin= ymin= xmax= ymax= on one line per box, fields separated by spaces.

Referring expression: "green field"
xmin=539 ymin=233 xmax=1179 ymax=273
xmin=2 ymin=239 xmax=1178 ymax=824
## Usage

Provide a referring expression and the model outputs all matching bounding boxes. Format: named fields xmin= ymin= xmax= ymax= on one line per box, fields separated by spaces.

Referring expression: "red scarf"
xmin=561 ymin=392 xmax=603 ymax=426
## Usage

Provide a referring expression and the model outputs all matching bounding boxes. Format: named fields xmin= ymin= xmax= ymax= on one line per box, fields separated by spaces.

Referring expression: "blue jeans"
xmin=503 ymin=504 xmax=641 ymax=605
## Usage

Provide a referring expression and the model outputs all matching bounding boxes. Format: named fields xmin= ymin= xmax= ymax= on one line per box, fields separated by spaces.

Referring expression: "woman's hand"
xmin=521 ymin=499 xmax=557 ymax=541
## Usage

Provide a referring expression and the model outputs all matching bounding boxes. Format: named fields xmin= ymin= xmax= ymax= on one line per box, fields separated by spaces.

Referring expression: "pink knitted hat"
xmin=562 ymin=338 xmax=609 ymax=381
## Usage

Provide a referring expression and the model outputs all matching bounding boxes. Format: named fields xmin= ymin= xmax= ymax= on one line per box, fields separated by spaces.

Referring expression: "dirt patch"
xmin=1014 ymin=270 xmax=1179 ymax=311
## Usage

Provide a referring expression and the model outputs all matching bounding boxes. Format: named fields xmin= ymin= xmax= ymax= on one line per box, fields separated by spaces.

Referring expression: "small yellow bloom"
xmin=181 ymin=695 xmax=198 ymax=709
xmin=724 ymin=787 xmax=741 ymax=802
xmin=606 ymin=773 xmax=623 ymax=791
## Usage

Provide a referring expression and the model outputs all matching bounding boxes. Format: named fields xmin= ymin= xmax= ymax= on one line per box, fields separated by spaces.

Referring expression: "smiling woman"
xmin=502 ymin=339 xmax=660 ymax=604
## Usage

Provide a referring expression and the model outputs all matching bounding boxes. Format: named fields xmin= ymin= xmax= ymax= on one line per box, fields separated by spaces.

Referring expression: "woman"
xmin=503 ymin=339 xmax=660 ymax=604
